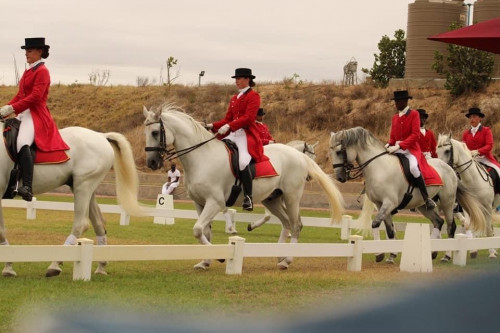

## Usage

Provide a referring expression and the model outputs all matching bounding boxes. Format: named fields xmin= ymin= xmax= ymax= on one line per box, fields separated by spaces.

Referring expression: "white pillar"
xmin=154 ymin=194 xmax=174 ymax=225
xmin=73 ymin=238 xmax=94 ymax=281
xmin=347 ymin=235 xmax=363 ymax=272
xmin=340 ymin=215 xmax=352 ymax=240
xmin=27 ymin=197 xmax=36 ymax=220
xmin=226 ymin=236 xmax=245 ymax=275
xmin=400 ymin=223 xmax=433 ymax=273
xmin=452 ymin=233 xmax=467 ymax=267
xmin=119 ymin=206 xmax=130 ymax=226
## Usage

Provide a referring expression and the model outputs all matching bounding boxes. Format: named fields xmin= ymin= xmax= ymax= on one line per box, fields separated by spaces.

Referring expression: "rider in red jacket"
xmin=255 ymin=108 xmax=274 ymax=145
xmin=417 ymin=109 xmax=437 ymax=159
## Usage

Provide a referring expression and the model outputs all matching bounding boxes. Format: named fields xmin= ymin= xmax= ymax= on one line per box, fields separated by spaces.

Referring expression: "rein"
xmin=144 ymin=120 xmax=217 ymax=162
xmin=439 ymin=141 xmax=492 ymax=184
xmin=331 ymin=140 xmax=388 ymax=180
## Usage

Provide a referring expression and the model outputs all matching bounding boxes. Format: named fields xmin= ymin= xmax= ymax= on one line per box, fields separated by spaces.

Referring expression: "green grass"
xmin=1 ymin=194 xmax=499 ymax=332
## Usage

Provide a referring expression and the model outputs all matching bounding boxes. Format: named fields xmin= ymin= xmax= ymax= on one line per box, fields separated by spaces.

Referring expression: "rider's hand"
xmin=471 ymin=149 xmax=480 ymax=157
xmin=218 ymin=124 xmax=230 ymax=135
xmin=269 ymin=140 xmax=274 ymax=144
xmin=204 ymin=123 xmax=213 ymax=130
xmin=384 ymin=143 xmax=390 ymax=149
xmin=386 ymin=144 xmax=400 ymax=154
xmin=0 ymin=105 xmax=14 ymax=118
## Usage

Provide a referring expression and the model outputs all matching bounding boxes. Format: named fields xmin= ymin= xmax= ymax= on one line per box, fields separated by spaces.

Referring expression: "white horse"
xmin=143 ymin=105 xmax=344 ymax=270
xmin=0 ymin=125 xmax=144 ymax=277
xmin=246 ymin=140 xmax=319 ymax=232
xmin=436 ymin=134 xmax=498 ymax=258
xmin=329 ymin=127 xmax=486 ymax=263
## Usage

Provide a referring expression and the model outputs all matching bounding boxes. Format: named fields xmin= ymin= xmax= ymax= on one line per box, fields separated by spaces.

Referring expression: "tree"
xmin=432 ymin=23 xmax=494 ymax=96
xmin=160 ymin=56 xmax=180 ymax=87
xmin=362 ymin=29 xmax=406 ymax=87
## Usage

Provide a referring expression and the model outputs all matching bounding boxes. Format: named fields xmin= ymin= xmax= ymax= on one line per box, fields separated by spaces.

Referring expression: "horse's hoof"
xmin=470 ymin=251 xmax=478 ymax=259
xmin=194 ymin=262 xmax=210 ymax=270
xmin=45 ymin=269 xmax=62 ymax=277
xmin=247 ymin=224 xmax=253 ymax=232
xmin=94 ymin=267 xmax=108 ymax=275
xmin=488 ymin=249 xmax=497 ymax=259
xmin=277 ymin=259 xmax=289 ymax=270
xmin=386 ymin=253 xmax=397 ymax=264
xmin=2 ymin=267 xmax=17 ymax=277
xmin=432 ymin=251 xmax=438 ymax=260
xmin=217 ymin=259 xmax=225 ymax=263
xmin=440 ymin=255 xmax=451 ymax=262
xmin=375 ymin=253 xmax=385 ymax=262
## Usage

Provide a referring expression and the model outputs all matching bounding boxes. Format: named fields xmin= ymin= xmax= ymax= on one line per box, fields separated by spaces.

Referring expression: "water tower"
xmin=473 ymin=0 xmax=500 ymax=78
xmin=405 ymin=0 xmax=466 ymax=79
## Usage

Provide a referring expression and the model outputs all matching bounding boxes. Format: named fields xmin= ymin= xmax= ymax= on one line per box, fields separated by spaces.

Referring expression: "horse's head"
xmin=143 ymin=105 xmax=165 ymax=170
xmin=436 ymin=133 xmax=453 ymax=166
xmin=329 ymin=130 xmax=356 ymax=183
xmin=304 ymin=141 xmax=319 ymax=160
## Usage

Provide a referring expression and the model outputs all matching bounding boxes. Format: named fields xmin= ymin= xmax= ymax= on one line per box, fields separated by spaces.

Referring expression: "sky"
xmin=0 ymin=0 xmax=445 ymax=86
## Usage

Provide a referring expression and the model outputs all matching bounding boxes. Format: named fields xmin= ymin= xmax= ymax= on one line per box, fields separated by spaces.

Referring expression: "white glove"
xmin=269 ymin=140 xmax=274 ymax=144
xmin=0 ymin=105 xmax=14 ymax=117
xmin=384 ymin=143 xmax=390 ymax=149
xmin=471 ymin=150 xmax=479 ymax=157
xmin=218 ymin=124 xmax=230 ymax=135
xmin=205 ymin=123 xmax=213 ymax=130
xmin=386 ymin=144 xmax=400 ymax=154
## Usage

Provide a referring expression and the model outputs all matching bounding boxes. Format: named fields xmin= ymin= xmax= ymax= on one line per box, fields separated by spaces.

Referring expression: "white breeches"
xmin=162 ymin=182 xmax=179 ymax=195
xmin=226 ymin=129 xmax=251 ymax=170
xmin=16 ymin=110 xmax=35 ymax=153
xmin=477 ymin=156 xmax=500 ymax=178
xmin=395 ymin=148 xmax=420 ymax=178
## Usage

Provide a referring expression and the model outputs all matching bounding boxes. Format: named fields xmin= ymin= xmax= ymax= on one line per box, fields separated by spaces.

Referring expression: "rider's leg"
xmin=16 ymin=111 xmax=35 ymax=202
xmin=241 ymin=165 xmax=253 ymax=211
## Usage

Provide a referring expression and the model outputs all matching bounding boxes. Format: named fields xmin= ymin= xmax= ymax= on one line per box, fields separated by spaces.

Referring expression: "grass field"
xmin=1 ymin=195 xmax=499 ymax=332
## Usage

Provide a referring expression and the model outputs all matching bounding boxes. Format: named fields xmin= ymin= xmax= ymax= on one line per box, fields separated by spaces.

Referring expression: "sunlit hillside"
xmin=1 ymin=81 xmax=499 ymax=173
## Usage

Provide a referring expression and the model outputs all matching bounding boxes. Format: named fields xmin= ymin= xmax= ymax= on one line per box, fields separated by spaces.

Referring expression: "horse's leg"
xmin=417 ymin=207 xmax=445 ymax=260
xmin=192 ymin=200 xmax=222 ymax=270
xmin=223 ymin=208 xmax=237 ymax=234
xmin=0 ymin=205 xmax=16 ymax=277
xmin=46 ymin=183 xmax=93 ymax=277
xmin=247 ymin=207 xmax=271 ymax=232
xmin=282 ymin=195 xmax=302 ymax=267
xmin=262 ymin=198 xmax=292 ymax=269
xmin=371 ymin=202 xmax=392 ymax=262
xmin=88 ymin=193 xmax=108 ymax=275
xmin=382 ymin=216 xmax=398 ymax=264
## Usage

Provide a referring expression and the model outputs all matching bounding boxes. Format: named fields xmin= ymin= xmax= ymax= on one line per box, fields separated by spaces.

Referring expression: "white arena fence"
xmin=1 ymin=197 xmax=500 ymax=281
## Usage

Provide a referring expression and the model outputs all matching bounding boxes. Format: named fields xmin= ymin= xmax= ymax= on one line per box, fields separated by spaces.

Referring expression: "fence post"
xmin=400 ymin=223 xmax=433 ymax=273
xmin=26 ymin=197 xmax=36 ymax=220
xmin=452 ymin=233 xmax=467 ymax=266
xmin=341 ymin=215 xmax=352 ymax=240
xmin=119 ymin=207 xmax=130 ymax=226
xmin=226 ymin=236 xmax=245 ymax=275
xmin=347 ymin=235 xmax=363 ymax=272
xmin=73 ymin=238 xmax=94 ymax=281
xmin=154 ymin=194 xmax=174 ymax=225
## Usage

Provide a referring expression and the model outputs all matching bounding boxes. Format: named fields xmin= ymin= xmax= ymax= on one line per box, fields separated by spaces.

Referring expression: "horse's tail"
xmin=105 ymin=132 xmax=146 ymax=217
xmin=357 ymin=194 xmax=376 ymax=236
xmin=456 ymin=180 xmax=487 ymax=235
xmin=304 ymin=156 xmax=344 ymax=224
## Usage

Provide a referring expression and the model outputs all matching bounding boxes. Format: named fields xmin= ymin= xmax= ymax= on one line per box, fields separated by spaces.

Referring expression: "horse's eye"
xmin=336 ymin=151 xmax=342 ymax=156
xmin=152 ymin=131 xmax=160 ymax=140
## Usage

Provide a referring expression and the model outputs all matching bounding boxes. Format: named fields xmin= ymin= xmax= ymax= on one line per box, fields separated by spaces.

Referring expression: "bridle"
xmin=144 ymin=119 xmax=217 ymax=162
xmin=331 ymin=139 xmax=388 ymax=180
xmin=302 ymin=142 xmax=315 ymax=156
xmin=438 ymin=140 xmax=491 ymax=183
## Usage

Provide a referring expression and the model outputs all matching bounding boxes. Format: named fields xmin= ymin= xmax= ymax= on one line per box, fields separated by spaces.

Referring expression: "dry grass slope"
xmin=1 ymin=81 xmax=499 ymax=174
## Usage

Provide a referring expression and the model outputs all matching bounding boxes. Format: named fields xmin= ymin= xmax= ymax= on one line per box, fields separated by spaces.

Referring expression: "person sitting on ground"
xmin=162 ymin=163 xmax=181 ymax=195
xmin=255 ymin=108 xmax=274 ymax=145
xmin=385 ymin=90 xmax=436 ymax=210
xmin=417 ymin=108 xmax=437 ymax=159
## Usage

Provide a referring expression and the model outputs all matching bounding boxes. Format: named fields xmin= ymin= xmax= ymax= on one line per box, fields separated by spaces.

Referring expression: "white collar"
xmin=28 ymin=59 xmax=44 ymax=69
xmin=398 ymin=106 xmax=410 ymax=117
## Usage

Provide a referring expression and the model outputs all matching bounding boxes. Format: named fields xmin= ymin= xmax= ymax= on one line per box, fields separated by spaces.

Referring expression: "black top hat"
xmin=417 ymin=108 xmax=428 ymax=119
xmin=391 ymin=90 xmax=413 ymax=101
xmin=21 ymin=37 xmax=50 ymax=50
xmin=257 ymin=108 xmax=265 ymax=116
xmin=231 ymin=68 xmax=255 ymax=79
xmin=465 ymin=107 xmax=485 ymax=118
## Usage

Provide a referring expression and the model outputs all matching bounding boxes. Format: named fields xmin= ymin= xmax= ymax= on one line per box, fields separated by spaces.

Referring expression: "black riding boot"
xmin=240 ymin=165 xmax=253 ymax=211
xmin=17 ymin=145 xmax=34 ymax=202
xmin=414 ymin=175 xmax=435 ymax=210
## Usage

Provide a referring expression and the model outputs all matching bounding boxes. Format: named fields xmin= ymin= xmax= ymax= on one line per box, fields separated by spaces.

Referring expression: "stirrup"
xmin=17 ymin=186 xmax=33 ymax=202
xmin=242 ymin=195 xmax=253 ymax=211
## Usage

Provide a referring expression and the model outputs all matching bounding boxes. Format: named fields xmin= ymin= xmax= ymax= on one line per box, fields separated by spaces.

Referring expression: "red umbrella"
xmin=427 ymin=17 xmax=500 ymax=54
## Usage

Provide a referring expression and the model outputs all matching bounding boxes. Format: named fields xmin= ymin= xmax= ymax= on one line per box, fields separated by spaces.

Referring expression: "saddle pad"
xmin=423 ymin=166 xmax=443 ymax=186
xmin=254 ymin=160 xmax=279 ymax=178
xmin=34 ymin=150 xmax=70 ymax=164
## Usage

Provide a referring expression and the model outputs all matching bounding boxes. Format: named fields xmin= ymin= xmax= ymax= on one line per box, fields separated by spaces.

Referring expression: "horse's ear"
xmin=143 ymin=105 xmax=149 ymax=118
xmin=312 ymin=141 xmax=319 ymax=148
xmin=330 ymin=132 xmax=335 ymax=137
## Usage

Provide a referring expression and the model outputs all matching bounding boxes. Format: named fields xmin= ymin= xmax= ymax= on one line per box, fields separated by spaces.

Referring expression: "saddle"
xmin=479 ymin=163 xmax=500 ymax=194
xmin=222 ymin=139 xmax=279 ymax=207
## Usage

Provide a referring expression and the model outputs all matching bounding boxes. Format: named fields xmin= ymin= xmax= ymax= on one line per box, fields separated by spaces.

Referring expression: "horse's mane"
xmin=338 ymin=127 xmax=384 ymax=149
xmin=160 ymin=103 xmax=214 ymax=141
